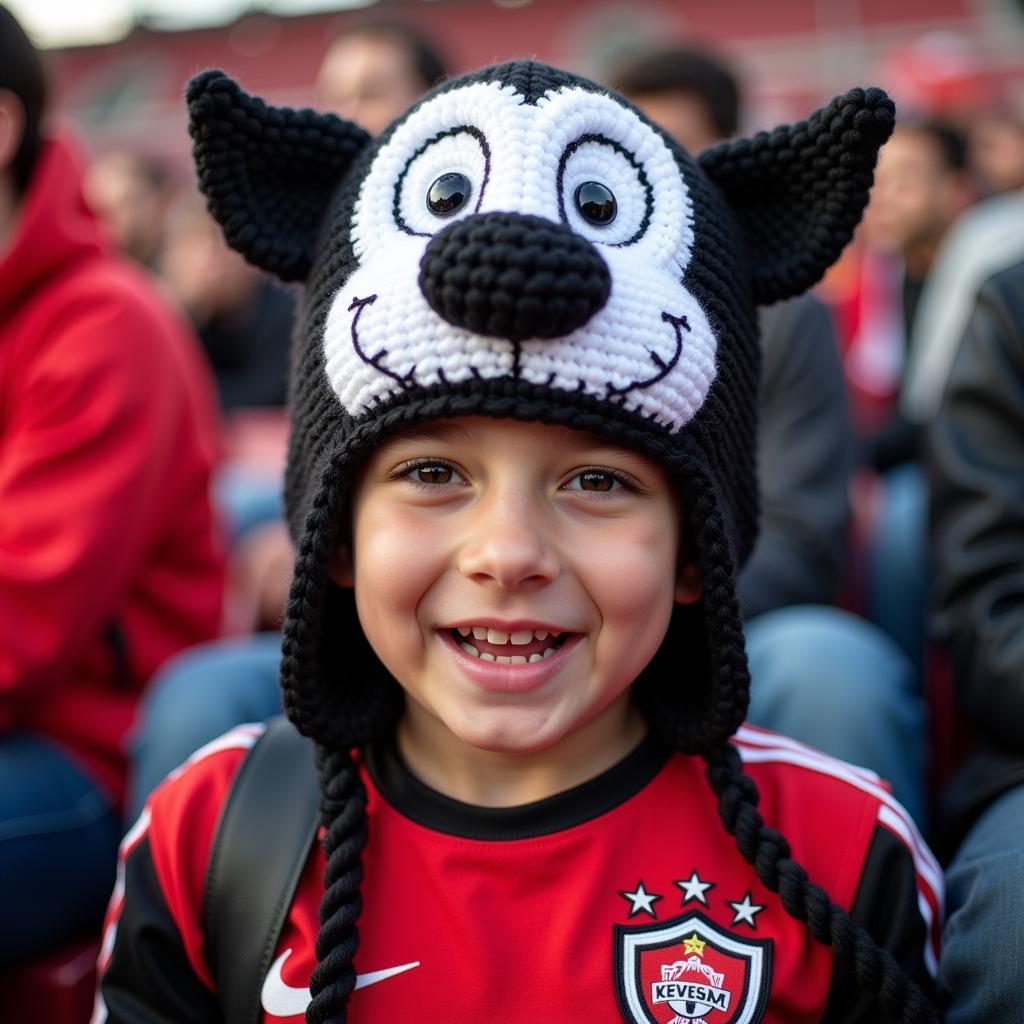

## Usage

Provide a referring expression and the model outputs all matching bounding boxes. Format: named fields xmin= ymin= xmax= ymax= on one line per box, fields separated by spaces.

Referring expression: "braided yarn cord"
xmin=305 ymin=745 xmax=368 ymax=1024
xmin=703 ymin=742 xmax=938 ymax=1024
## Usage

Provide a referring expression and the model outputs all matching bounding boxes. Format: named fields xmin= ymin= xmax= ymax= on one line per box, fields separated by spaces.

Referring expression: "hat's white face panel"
xmin=322 ymin=81 xmax=718 ymax=431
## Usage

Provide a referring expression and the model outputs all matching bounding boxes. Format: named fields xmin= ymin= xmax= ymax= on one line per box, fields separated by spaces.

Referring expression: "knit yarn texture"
xmin=188 ymin=60 xmax=894 ymax=756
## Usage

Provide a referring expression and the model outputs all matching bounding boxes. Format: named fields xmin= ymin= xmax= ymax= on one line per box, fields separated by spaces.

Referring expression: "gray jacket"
xmin=739 ymin=293 xmax=851 ymax=619
xmin=928 ymin=258 xmax=1024 ymax=847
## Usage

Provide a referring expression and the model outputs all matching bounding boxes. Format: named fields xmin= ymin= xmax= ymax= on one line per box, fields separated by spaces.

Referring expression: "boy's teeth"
xmin=461 ymin=626 xmax=559 ymax=643
xmin=454 ymin=633 xmax=564 ymax=664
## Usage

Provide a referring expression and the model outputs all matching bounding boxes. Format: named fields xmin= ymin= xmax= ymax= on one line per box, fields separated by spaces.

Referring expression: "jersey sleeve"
xmin=92 ymin=828 xmax=222 ymax=1024
xmin=734 ymin=725 xmax=942 ymax=1021
xmin=92 ymin=725 xmax=265 ymax=1024
xmin=820 ymin=817 xmax=942 ymax=1021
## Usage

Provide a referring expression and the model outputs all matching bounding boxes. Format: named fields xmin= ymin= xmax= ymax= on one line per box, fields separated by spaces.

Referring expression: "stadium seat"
xmin=1 ymin=934 xmax=99 ymax=1024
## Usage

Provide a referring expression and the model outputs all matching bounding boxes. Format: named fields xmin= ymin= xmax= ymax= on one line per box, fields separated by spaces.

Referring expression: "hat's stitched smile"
xmin=606 ymin=311 xmax=690 ymax=398
xmin=348 ymin=293 xmax=416 ymax=391
xmin=347 ymin=288 xmax=693 ymax=403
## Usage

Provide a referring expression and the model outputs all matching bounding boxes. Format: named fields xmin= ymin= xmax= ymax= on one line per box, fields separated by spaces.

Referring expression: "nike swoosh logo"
xmin=261 ymin=948 xmax=421 ymax=1017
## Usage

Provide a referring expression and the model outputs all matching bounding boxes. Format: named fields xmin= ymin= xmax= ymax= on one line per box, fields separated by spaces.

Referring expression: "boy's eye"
xmin=417 ymin=465 xmax=452 ymax=484
xmin=565 ymin=469 xmax=621 ymax=492
xmin=402 ymin=461 xmax=464 ymax=486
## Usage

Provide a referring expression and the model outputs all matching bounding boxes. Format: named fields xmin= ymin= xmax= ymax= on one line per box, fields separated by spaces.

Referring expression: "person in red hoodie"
xmin=0 ymin=5 xmax=225 ymax=965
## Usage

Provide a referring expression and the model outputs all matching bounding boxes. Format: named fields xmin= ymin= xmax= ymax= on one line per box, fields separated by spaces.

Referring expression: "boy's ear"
xmin=186 ymin=70 xmax=372 ymax=282
xmin=330 ymin=543 xmax=354 ymax=589
xmin=698 ymin=87 xmax=895 ymax=306
xmin=674 ymin=557 xmax=703 ymax=606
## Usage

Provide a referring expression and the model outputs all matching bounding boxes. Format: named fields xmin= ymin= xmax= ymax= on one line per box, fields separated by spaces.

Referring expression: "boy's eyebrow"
xmin=383 ymin=421 xmax=480 ymax=448
xmin=387 ymin=419 xmax=491 ymax=444
xmin=385 ymin=421 xmax=652 ymax=465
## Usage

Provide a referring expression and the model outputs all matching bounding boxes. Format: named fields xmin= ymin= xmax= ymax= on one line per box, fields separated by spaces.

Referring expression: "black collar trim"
xmin=365 ymin=733 xmax=671 ymax=840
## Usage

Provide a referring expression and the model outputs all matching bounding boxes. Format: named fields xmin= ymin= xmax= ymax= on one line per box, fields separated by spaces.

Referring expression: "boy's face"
xmin=336 ymin=417 xmax=701 ymax=762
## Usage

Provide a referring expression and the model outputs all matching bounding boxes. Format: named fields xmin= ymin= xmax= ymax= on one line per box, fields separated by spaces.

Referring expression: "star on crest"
xmin=674 ymin=869 xmax=715 ymax=906
xmin=682 ymin=933 xmax=706 ymax=956
xmin=728 ymin=891 xmax=765 ymax=929
xmin=620 ymin=880 xmax=662 ymax=918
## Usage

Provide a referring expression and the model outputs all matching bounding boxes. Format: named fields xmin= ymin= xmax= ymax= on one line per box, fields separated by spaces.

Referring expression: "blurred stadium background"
xmin=9 ymin=0 xmax=1024 ymax=167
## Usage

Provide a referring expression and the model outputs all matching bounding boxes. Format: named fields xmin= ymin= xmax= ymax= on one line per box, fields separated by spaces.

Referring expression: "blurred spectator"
xmin=160 ymin=196 xmax=295 ymax=412
xmin=610 ymin=44 xmax=740 ymax=149
xmin=317 ymin=18 xmax=448 ymax=131
xmin=126 ymin=17 xmax=450 ymax=822
xmin=846 ymin=119 xmax=974 ymax=677
xmin=159 ymin=198 xmax=296 ymax=631
xmin=927 ymin=258 xmax=1024 ymax=1021
xmin=84 ymin=148 xmax=174 ymax=269
xmin=0 ymin=4 xmax=224 ymax=964
xmin=612 ymin=45 xmax=926 ymax=824
xmin=902 ymin=171 xmax=1024 ymax=430
xmin=968 ymin=107 xmax=1024 ymax=197
xmin=853 ymin=119 xmax=974 ymax=464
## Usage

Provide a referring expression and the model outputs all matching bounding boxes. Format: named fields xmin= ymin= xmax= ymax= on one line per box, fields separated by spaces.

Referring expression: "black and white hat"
xmin=188 ymin=60 xmax=892 ymax=756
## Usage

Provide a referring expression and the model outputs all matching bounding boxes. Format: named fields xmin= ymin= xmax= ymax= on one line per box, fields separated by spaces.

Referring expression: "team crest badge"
xmin=614 ymin=911 xmax=772 ymax=1024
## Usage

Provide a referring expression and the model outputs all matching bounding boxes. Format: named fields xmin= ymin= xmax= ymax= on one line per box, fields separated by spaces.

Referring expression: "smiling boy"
xmin=95 ymin=62 xmax=939 ymax=1024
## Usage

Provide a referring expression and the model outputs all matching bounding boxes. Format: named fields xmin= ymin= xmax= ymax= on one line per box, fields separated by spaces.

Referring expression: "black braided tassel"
xmin=703 ymin=742 xmax=938 ymax=1024
xmin=305 ymin=745 xmax=368 ymax=1024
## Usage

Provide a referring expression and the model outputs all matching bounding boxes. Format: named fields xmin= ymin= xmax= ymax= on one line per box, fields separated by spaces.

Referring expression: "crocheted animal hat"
xmin=188 ymin=61 xmax=893 ymax=755
xmin=185 ymin=63 xmax=939 ymax=1024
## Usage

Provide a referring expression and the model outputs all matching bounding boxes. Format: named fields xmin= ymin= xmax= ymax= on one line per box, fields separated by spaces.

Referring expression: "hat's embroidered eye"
xmin=574 ymin=181 xmax=617 ymax=226
xmin=392 ymin=127 xmax=488 ymax=236
xmin=427 ymin=172 xmax=472 ymax=217
xmin=558 ymin=135 xmax=650 ymax=245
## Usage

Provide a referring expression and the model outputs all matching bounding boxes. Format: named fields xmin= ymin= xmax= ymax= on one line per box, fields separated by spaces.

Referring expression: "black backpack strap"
xmin=203 ymin=714 xmax=320 ymax=1024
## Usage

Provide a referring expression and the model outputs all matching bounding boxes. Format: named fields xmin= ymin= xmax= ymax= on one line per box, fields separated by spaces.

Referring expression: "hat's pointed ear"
xmin=698 ymin=87 xmax=894 ymax=306
xmin=186 ymin=70 xmax=372 ymax=282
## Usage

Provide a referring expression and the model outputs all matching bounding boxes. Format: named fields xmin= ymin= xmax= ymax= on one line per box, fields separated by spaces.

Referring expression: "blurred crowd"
xmin=2 ymin=3 xmax=1024 ymax=1020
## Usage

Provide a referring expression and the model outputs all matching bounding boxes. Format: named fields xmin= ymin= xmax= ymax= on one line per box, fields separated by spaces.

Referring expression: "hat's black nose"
xmin=418 ymin=212 xmax=611 ymax=341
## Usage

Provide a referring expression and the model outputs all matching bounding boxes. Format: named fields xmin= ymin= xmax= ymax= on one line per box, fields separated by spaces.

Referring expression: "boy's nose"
xmin=418 ymin=212 xmax=611 ymax=341
xmin=457 ymin=502 xmax=560 ymax=590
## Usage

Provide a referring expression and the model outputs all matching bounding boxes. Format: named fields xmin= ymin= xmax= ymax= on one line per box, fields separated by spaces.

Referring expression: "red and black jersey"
xmin=94 ymin=723 xmax=940 ymax=1024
